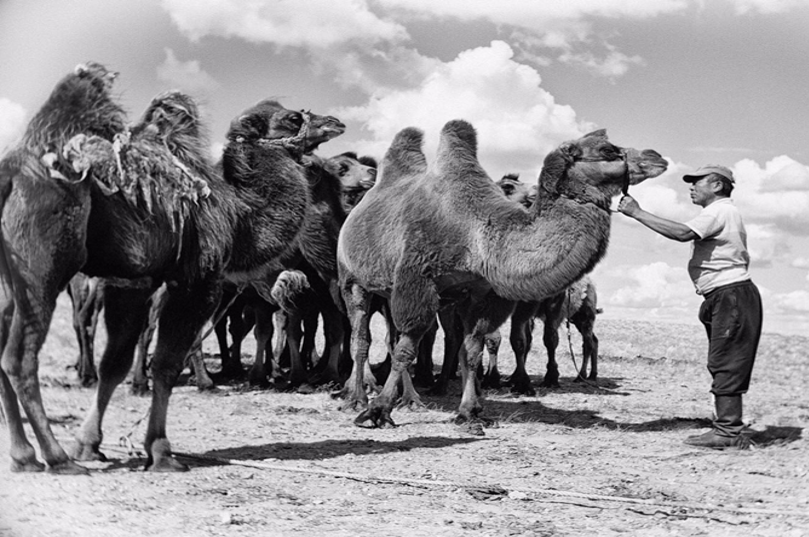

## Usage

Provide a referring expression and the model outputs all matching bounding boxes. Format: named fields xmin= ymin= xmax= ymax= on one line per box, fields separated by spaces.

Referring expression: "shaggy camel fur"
xmin=0 ymin=63 xmax=344 ymax=473
xmin=337 ymin=121 xmax=667 ymax=431
xmin=209 ymin=151 xmax=377 ymax=388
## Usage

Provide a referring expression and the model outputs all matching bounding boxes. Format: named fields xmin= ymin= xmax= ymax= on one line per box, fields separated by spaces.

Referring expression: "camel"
xmin=0 ymin=62 xmax=344 ymax=473
xmin=484 ymin=275 xmax=601 ymax=393
xmin=207 ymin=151 xmax=377 ymax=389
xmin=210 ymin=151 xmax=377 ymax=389
xmin=337 ymin=121 xmax=667 ymax=431
xmin=66 ymin=273 xmax=104 ymax=386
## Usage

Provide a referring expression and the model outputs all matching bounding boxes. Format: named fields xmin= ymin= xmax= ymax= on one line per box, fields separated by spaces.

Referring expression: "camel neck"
xmin=483 ymin=197 xmax=611 ymax=302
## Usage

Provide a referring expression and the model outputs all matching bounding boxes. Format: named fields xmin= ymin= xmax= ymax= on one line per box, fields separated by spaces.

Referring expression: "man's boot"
xmin=685 ymin=394 xmax=750 ymax=450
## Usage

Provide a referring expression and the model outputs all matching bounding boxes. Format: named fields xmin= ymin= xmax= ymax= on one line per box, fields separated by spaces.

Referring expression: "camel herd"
xmin=0 ymin=62 xmax=668 ymax=474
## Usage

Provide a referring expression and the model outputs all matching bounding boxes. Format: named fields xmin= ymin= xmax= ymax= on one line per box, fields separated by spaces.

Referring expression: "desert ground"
xmin=1 ymin=293 xmax=807 ymax=537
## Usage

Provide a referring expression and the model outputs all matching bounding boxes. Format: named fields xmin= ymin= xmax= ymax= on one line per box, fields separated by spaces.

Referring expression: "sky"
xmin=1 ymin=0 xmax=808 ymax=336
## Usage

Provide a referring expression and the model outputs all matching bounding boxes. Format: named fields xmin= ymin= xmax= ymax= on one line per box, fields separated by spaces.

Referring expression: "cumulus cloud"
xmin=558 ymin=46 xmax=645 ymax=79
xmin=0 ymin=98 xmax=27 ymax=155
xmin=335 ymin=41 xmax=592 ymax=175
xmin=792 ymin=257 xmax=809 ymax=269
xmin=608 ymin=261 xmax=695 ymax=309
xmin=156 ymin=49 xmax=220 ymax=94
xmin=162 ymin=0 xmax=408 ymax=48
xmin=728 ymin=0 xmax=805 ymax=14
xmin=770 ymin=289 xmax=809 ymax=313
xmin=731 ymin=156 xmax=809 ymax=235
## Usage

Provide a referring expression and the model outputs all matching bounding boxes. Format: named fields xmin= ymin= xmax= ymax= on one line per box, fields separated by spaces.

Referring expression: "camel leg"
xmin=572 ymin=313 xmax=599 ymax=382
xmin=337 ymin=283 xmax=371 ymax=411
xmin=286 ymin=310 xmax=307 ymax=388
xmin=1 ymin=280 xmax=88 ymax=474
xmin=414 ymin=318 xmax=437 ymax=388
xmin=481 ymin=328 xmax=502 ymax=389
xmin=248 ymin=301 xmax=277 ymax=387
xmin=67 ymin=275 xmax=102 ymax=387
xmin=456 ymin=294 xmax=514 ymax=430
xmin=431 ymin=307 xmax=461 ymax=395
xmin=539 ymin=296 xmax=566 ymax=388
xmin=217 ymin=291 xmax=248 ymax=380
xmin=355 ymin=274 xmax=435 ymax=428
xmin=73 ymin=285 xmax=154 ymax=463
xmin=311 ymin=300 xmax=343 ymax=385
xmin=131 ymin=285 xmax=165 ymax=395
xmin=508 ymin=302 xmax=537 ymax=395
xmin=143 ymin=278 xmax=220 ymax=472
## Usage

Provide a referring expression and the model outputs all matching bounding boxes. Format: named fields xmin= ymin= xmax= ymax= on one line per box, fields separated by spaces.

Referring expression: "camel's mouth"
xmin=626 ymin=148 xmax=668 ymax=184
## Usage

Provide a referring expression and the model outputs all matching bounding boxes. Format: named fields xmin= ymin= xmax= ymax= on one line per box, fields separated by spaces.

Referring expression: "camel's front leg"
xmin=144 ymin=279 xmax=220 ymax=472
xmin=508 ymin=302 xmax=537 ymax=395
xmin=2 ymin=284 xmax=88 ymax=474
xmin=74 ymin=285 xmax=154 ymax=464
xmin=355 ymin=332 xmax=420 ymax=428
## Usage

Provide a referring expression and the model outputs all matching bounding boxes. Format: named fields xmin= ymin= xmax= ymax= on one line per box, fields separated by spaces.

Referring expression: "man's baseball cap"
xmin=683 ymin=165 xmax=735 ymax=184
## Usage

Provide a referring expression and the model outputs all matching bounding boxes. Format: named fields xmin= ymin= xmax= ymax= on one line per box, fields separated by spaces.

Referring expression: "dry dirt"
xmin=1 ymin=294 xmax=808 ymax=537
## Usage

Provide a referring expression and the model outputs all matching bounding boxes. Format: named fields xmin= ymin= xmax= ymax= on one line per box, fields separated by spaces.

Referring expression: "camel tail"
xmin=378 ymin=127 xmax=426 ymax=185
xmin=435 ymin=119 xmax=481 ymax=174
xmin=270 ymin=270 xmax=316 ymax=316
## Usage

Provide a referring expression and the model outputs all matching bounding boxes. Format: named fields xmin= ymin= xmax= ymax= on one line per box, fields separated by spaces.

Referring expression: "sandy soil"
xmin=1 ymin=295 xmax=808 ymax=537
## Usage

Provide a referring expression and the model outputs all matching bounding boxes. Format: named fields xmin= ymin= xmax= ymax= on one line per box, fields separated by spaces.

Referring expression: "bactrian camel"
xmin=0 ymin=63 xmax=344 ymax=473
xmin=337 ymin=121 xmax=667 ymax=432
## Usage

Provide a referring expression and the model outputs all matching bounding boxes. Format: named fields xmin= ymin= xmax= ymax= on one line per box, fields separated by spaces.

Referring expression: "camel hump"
xmin=378 ymin=127 xmax=427 ymax=185
xmin=436 ymin=120 xmax=479 ymax=173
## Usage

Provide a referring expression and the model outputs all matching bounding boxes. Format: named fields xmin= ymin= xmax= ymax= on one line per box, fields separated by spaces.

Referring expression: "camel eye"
xmin=601 ymin=145 xmax=621 ymax=160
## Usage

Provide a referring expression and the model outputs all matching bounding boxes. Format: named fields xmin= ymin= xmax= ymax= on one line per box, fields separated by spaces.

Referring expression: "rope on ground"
xmin=94 ymin=442 xmax=809 ymax=521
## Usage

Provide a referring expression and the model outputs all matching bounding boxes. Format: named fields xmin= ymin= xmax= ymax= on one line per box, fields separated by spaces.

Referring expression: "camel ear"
xmin=558 ymin=141 xmax=582 ymax=163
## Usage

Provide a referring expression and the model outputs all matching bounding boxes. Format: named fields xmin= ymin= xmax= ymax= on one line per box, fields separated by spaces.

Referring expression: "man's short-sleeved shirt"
xmin=685 ymin=198 xmax=751 ymax=295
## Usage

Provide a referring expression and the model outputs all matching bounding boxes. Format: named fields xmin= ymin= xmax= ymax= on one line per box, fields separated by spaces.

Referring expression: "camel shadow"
xmin=178 ymin=436 xmax=485 ymax=468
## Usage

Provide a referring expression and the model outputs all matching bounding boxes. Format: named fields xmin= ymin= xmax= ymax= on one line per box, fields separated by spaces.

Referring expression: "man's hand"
xmin=618 ymin=195 xmax=641 ymax=217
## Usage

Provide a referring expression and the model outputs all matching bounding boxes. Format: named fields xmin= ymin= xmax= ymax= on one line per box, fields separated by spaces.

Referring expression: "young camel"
xmin=337 ymin=121 xmax=667 ymax=433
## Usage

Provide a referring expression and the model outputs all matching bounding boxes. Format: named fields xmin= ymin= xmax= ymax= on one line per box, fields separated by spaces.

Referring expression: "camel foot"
xmin=354 ymin=405 xmax=396 ymax=429
xmin=338 ymin=396 xmax=368 ymax=412
xmin=457 ymin=421 xmax=486 ymax=436
xmin=396 ymin=396 xmax=426 ymax=412
xmin=509 ymin=382 xmax=536 ymax=396
xmin=10 ymin=458 xmax=46 ymax=473
xmin=481 ymin=375 xmax=502 ymax=390
xmin=79 ymin=376 xmax=98 ymax=389
xmin=539 ymin=378 xmax=561 ymax=389
xmin=72 ymin=442 xmax=108 ymax=462
xmin=130 ymin=382 xmax=151 ymax=396
xmin=294 ymin=383 xmax=316 ymax=395
xmin=146 ymin=455 xmax=189 ymax=472
xmin=146 ymin=439 xmax=189 ymax=472
xmin=196 ymin=382 xmax=219 ymax=393
xmin=211 ymin=367 xmax=246 ymax=383
xmin=47 ymin=460 xmax=90 ymax=475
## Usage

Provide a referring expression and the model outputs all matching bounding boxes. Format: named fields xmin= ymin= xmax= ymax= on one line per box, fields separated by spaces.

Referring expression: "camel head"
xmin=328 ymin=152 xmax=377 ymax=191
xmin=23 ymin=61 xmax=126 ymax=151
xmin=74 ymin=61 xmax=118 ymax=93
xmin=497 ymin=173 xmax=537 ymax=209
xmin=226 ymin=99 xmax=345 ymax=155
xmin=545 ymin=129 xmax=668 ymax=199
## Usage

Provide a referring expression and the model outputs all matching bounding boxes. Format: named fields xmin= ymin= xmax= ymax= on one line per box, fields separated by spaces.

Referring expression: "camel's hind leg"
xmin=144 ymin=278 xmax=221 ymax=472
xmin=73 ymin=285 xmax=155 ymax=462
xmin=338 ymin=283 xmax=372 ymax=411
xmin=508 ymin=302 xmax=538 ymax=396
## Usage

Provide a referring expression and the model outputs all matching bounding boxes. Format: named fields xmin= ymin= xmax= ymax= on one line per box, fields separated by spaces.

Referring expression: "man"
xmin=618 ymin=165 xmax=762 ymax=450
